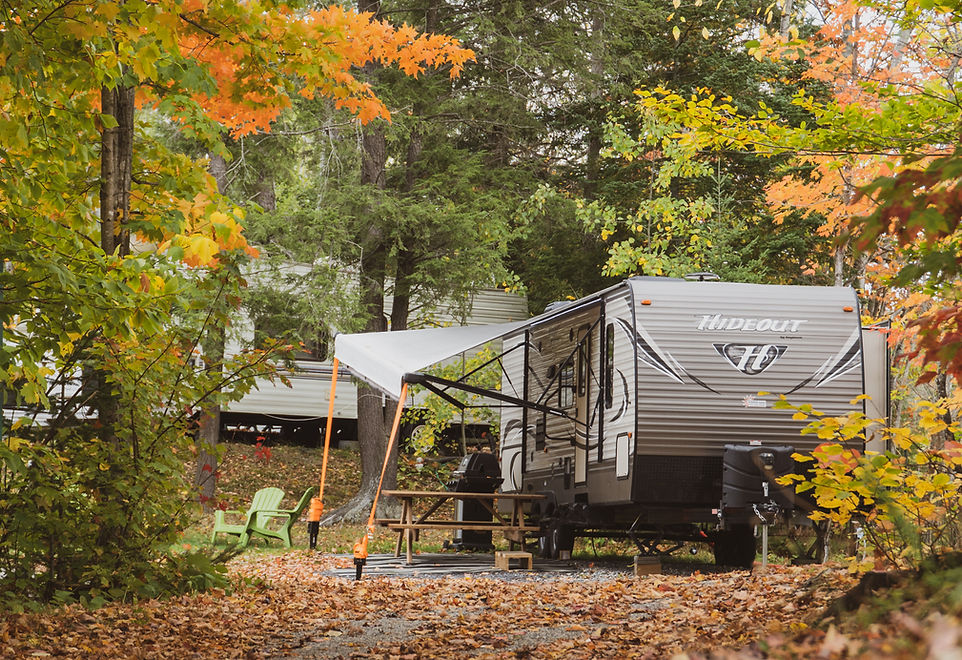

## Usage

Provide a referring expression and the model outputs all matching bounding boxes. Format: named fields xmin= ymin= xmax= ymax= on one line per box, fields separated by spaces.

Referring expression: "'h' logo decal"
xmin=713 ymin=343 xmax=787 ymax=375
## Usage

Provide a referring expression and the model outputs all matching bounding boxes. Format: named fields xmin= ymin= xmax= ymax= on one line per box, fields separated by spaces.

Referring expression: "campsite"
xmin=3 ymin=0 xmax=962 ymax=658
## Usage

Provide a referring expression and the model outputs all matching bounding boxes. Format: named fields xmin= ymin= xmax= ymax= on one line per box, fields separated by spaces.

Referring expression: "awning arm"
xmin=417 ymin=379 xmax=468 ymax=410
xmin=456 ymin=340 xmax=526 ymax=384
xmin=404 ymin=372 xmax=574 ymax=422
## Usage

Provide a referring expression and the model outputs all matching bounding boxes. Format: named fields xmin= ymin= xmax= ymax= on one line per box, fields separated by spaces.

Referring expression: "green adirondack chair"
xmin=210 ymin=487 xmax=285 ymax=546
xmin=243 ymin=487 xmax=317 ymax=548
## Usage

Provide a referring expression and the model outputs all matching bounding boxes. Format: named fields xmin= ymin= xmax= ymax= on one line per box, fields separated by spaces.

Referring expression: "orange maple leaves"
xmin=96 ymin=1 xmax=474 ymax=267
xmin=179 ymin=4 xmax=474 ymax=137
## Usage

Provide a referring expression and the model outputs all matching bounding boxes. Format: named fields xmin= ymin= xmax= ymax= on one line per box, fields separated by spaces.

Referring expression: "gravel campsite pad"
xmin=2 ymin=551 xmax=862 ymax=658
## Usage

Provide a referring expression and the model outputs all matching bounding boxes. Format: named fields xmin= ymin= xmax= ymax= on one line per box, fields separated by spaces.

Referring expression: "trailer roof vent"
xmin=684 ymin=272 xmax=721 ymax=281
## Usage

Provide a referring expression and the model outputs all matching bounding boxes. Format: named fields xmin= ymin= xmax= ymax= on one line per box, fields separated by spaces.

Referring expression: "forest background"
xmin=1 ymin=0 xmax=962 ymax=610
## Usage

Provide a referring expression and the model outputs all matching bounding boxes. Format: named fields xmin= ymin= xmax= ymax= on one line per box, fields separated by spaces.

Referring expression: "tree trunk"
xmin=584 ymin=10 xmax=605 ymax=198
xmin=253 ymin=171 xmax=276 ymax=212
xmin=193 ymin=151 xmax=229 ymax=511
xmin=934 ymin=371 xmax=954 ymax=450
xmin=324 ymin=4 xmax=400 ymax=521
xmin=836 ymin=177 xmax=856 ymax=286
xmin=98 ymin=83 xmax=135 ymax=446
xmin=779 ymin=0 xmax=794 ymax=38
xmin=100 ymin=85 xmax=135 ymax=259
xmin=323 ymin=234 xmax=398 ymax=522
xmin=194 ymin=404 xmax=220 ymax=508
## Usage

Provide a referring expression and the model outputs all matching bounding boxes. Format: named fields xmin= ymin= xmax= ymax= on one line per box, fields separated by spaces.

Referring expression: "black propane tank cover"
xmin=721 ymin=444 xmax=795 ymax=511
xmin=458 ymin=452 xmax=501 ymax=478
xmin=446 ymin=452 xmax=503 ymax=493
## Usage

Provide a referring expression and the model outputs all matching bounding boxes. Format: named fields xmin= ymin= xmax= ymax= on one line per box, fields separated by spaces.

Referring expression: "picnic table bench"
xmin=376 ymin=489 xmax=545 ymax=564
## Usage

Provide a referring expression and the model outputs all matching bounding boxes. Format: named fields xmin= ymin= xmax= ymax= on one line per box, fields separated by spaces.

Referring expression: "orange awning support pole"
xmin=318 ymin=358 xmax=340 ymax=503
xmin=354 ymin=380 xmax=409 ymax=579
xmin=308 ymin=358 xmax=340 ymax=550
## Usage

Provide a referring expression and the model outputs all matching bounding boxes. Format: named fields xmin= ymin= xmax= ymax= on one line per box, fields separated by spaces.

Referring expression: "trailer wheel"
xmin=539 ymin=522 xmax=575 ymax=559
xmin=538 ymin=531 xmax=555 ymax=559
xmin=553 ymin=524 xmax=575 ymax=557
xmin=713 ymin=524 xmax=756 ymax=569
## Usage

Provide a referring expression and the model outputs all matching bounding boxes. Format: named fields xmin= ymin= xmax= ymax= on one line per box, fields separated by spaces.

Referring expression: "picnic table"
xmin=376 ymin=489 xmax=545 ymax=563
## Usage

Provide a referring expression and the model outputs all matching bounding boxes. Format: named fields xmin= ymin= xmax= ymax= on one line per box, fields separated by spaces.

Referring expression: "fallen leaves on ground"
xmin=7 ymin=549 xmax=945 ymax=659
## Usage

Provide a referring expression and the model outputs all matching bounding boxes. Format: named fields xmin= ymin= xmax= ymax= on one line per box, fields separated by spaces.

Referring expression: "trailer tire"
xmin=539 ymin=522 xmax=575 ymax=559
xmin=714 ymin=524 xmax=756 ymax=569
xmin=538 ymin=532 xmax=555 ymax=559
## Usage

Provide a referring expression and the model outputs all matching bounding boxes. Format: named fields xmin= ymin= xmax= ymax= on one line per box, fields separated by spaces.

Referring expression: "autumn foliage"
xmin=776 ymin=397 xmax=962 ymax=571
xmin=0 ymin=0 xmax=472 ymax=608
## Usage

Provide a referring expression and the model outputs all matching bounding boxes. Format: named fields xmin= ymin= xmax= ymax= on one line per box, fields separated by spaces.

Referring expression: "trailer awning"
xmin=333 ymin=321 xmax=526 ymax=399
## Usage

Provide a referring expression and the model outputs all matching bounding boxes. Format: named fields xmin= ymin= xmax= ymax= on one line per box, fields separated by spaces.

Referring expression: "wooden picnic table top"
xmin=381 ymin=490 xmax=545 ymax=500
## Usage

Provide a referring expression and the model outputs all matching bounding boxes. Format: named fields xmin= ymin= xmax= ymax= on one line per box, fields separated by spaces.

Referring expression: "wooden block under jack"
xmin=495 ymin=550 xmax=533 ymax=570
xmin=634 ymin=555 xmax=662 ymax=575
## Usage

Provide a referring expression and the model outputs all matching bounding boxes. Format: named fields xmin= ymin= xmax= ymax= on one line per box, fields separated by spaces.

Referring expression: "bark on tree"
xmin=779 ymin=0 xmax=794 ymax=38
xmin=324 ymin=1 xmax=400 ymax=522
xmin=934 ymin=371 xmax=955 ymax=450
xmin=193 ymin=151 xmax=230 ymax=511
xmin=835 ymin=13 xmax=859 ymax=288
xmin=584 ymin=10 xmax=605 ymax=199
xmin=97 ymin=83 xmax=135 ymax=446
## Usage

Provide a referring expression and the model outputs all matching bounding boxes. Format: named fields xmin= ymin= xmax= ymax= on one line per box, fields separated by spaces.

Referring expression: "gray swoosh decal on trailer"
xmin=503 ymin=418 xmax=524 ymax=442
xmin=610 ymin=369 xmax=629 ymax=423
xmin=816 ymin=340 xmax=861 ymax=386
xmin=786 ymin=328 xmax=862 ymax=394
xmin=616 ymin=318 xmax=719 ymax=393
xmin=616 ymin=318 xmax=683 ymax=383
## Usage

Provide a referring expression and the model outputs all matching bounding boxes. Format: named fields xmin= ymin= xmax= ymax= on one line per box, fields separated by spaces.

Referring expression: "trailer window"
xmin=605 ymin=324 xmax=614 ymax=409
xmin=559 ymin=361 xmax=574 ymax=409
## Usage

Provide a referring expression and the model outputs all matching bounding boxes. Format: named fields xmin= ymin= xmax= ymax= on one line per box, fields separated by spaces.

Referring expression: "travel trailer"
xmin=333 ymin=276 xmax=888 ymax=567
xmin=495 ymin=277 xmax=888 ymax=566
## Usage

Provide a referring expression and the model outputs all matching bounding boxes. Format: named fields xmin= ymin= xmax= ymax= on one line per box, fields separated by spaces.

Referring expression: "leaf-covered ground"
xmin=4 ymin=549 xmax=961 ymax=658
xmin=4 ymin=443 xmax=961 ymax=658
xmin=0 ymin=551 xmax=837 ymax=658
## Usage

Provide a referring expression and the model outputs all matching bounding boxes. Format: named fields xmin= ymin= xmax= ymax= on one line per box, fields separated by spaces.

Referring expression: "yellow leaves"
xmin=4 ymin=435 xmax=29 ymax=452
xmin=673 ymin=25 xmax=681 ymax=41
xmin=790 ymin=400 xmax=962 ymax=571
xmin=932 ymin=472 xmax=951 ymax=489
xmin=185 ymin=235 xmax=219 ymax=267
xmin=131 ymin=43 xmax=162 ymax=81
xmin=816 ymin=421 xmax=839 ymax=440
xmin=157 ymin=193 xmax=258 ymax=267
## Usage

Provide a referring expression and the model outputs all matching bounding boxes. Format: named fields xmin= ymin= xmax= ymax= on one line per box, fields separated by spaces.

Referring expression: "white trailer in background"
xmin=222 ymin=287 xmax=529 ymax=445
xmin=332 ymin=276 xmax=889 ymax=567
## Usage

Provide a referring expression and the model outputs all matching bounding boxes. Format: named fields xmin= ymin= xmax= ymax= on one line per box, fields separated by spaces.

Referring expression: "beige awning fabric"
xmin=333 ymin=321 xmax=527 ymax=399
